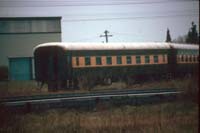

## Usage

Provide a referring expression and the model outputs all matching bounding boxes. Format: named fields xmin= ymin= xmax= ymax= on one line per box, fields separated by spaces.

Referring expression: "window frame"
xmin=136 ymin=56 xmax=141 ymax=64
xmin=145 ymin=55 xmax=150 ymax=64
xmin=181 ymin=55 xmax=184 ymax=62
xmin=185 ymin=55 xmax=188 ymax=62
xmin=153 ymin=55 xmax=158 ymax=63
xmin=163 ymin=55 xmax=166 ymax=62
xmin=76 ymin=57 xmax=79 ymax=66
xmin=96 ymin=56 xmax=102 ymax=65
xmin=117 ymin=56 xmax=122 ymax=64
xmin=193 ymin=55 xmax=196 ymax=62
xmin=85 ymin=56 xmax=91 ymax=66
xmin=106 ymin=56 xmax=112 ymax=65
xmin=189 ymin=55 xmax=192 ymax=62
xmin=126 ymin=56 xmax=132 ymax=64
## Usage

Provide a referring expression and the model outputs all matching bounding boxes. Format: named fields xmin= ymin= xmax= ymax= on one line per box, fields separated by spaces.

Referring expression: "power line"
xmin=64 ymin=9 xmax=198 ymax=17
xmin=62 ymin=9 xmax=198 ymax=21
xmin=63 ymin=13 xmax=198 ymax=22
xmin=0 ymin=0 xmax=197 ymax=7
xmin=0 ymin=0 xmax=197 ymax=2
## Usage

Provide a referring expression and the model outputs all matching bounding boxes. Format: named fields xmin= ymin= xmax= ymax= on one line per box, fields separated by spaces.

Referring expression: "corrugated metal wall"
xmin=0 ymin=17 xmax=61 ymax=80
xmin=0 ymin=17 xmax=61 ymax=33
xmin=9 ymin=57 xmax=32 ymax=80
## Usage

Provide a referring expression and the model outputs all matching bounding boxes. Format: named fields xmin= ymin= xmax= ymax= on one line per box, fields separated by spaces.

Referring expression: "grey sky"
xmin=0 ymin=0 xmax=199 ymax=42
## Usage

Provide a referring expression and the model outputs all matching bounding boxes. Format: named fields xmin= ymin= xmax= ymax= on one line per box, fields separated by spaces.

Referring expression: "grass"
xmin=0 ymin=101 xmax=198 ymax=133
xmin=0 ymin=81 xmax=48 ymax=98
xmin=0 ymin=77 xmax=198 ymax=98
xmin=0 ymin=77 xmax=198 ymax=133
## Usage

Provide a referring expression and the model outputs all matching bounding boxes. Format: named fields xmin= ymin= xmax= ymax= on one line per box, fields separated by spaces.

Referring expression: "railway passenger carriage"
xmin=34 ymin=42 xmax=199 ymax=90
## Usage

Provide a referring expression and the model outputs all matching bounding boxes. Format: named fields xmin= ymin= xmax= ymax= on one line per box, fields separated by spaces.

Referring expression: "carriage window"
xmin=106 ymin=56 xmax=112 ymax=65
xmin=193 ymin=56 xmax=196 ymax=62
xmin=163 ymin=55 xmax=166 ymax=62
xmin=126 ymin=56 xmax=132 ymax=64
xmin=181 ymin=55 xmax=184 ymax=62
xmin=136 ymin=56 xmax=141 ymax=64
xmin=189 ymin=55 xmax=192 ymax=62
xmin=154 ymin=55 xmax=158 ymax=63
xmin=96 ymin=56 xmax=102 ymax=65
xmin=76 ymin=57 xmax=79 ymax=66
xmin=177 ymin=56 xmax=180 ymax=62
xmin=85 ymin=56 xmax=90 ymax=65
xmin=185 ymin=56 xmax=188 ymax=62
xmin=145 ymin=56 xmax=150 ymax=64
xmin=117 ymin=56 xmax=122 ymax=64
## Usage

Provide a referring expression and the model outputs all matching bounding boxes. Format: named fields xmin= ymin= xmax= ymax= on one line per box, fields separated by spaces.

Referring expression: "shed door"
xmin=9 ymin=57 xmax=32 ymax=80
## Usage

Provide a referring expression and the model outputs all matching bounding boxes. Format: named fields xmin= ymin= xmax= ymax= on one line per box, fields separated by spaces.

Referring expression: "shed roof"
xmin=34 ymin=42 xmax=199 ymax=51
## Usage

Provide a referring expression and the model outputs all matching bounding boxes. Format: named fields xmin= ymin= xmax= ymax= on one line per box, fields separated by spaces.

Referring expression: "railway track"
xmin=0 ymin=88 xmax=181 ymax=111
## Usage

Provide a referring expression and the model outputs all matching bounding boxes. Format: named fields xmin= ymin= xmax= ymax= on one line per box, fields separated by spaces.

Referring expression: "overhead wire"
xmin=64 ymin=9 xmax=198 ymax=17
xmin=63 ymin=13 xmax=198 ymax=22
xmin=0 ymin=0 xmax=198 ymax=23
xmin=0 ymin=0 xmax=198 ymax=7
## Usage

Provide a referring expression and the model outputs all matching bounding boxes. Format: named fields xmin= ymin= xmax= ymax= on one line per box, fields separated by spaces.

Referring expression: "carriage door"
xmin=48 ymin=47 xmax=58 ymax=81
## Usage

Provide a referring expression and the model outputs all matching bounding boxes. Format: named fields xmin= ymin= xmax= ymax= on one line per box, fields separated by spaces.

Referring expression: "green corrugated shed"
xmin=0 ymin=17 xmax=62 ymax=80
xmin=9 ymin=57 xmax=32 ymax=80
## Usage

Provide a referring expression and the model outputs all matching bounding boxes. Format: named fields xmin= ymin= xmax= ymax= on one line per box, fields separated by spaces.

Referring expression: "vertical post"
xmin=100 ymin=30 xmax=113 ymax=43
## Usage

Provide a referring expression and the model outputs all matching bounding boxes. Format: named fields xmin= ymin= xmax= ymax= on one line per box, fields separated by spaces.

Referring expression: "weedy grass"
xmin=0 ymin=81 xmax=48 ymax=98
xmin=0 ymin=77 xmax=198 ymax=98
xmin=0 ymin=77 xmax=198 ymax=133
xmin=0 ymin=102 xmax=198 ymax=133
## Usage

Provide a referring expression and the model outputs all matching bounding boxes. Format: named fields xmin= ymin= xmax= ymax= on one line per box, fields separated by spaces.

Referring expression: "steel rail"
xmin=0 ymin=88 xmax=178 ymax=102
xmin=3 ymin=89 xmax=181 ymax=106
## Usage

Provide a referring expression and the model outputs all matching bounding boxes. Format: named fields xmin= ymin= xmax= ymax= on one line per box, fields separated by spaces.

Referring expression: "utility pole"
xmin=100 ymin=30 xmax=113 ymax=43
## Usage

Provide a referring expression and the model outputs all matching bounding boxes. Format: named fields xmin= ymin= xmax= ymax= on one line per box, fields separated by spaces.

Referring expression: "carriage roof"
xmin=34 ymin=42 xmax=199 ymax=51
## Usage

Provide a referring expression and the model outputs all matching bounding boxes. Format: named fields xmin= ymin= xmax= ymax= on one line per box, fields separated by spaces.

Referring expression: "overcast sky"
xmin=0 ymin=0 xmax=199 ymax=42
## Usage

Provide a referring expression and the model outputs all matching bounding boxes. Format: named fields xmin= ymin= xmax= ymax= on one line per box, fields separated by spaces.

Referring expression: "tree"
xmin=186 ymin=22 xmax=199 ymax=44
xmin=172 ymin=35 xmax=187 ymax=43
xmin=166 ymin=28 xmax=172 ymax=42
